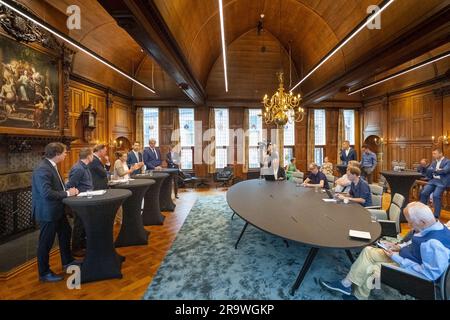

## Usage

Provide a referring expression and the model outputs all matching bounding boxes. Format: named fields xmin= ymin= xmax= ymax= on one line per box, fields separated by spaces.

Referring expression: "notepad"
xmin=322 ymin=199 xmax=337 ymax=203
xmin=77 ymin=190 xmax=106 ymax=197
xmin=349 ymin=230 xmax=371 ymax=240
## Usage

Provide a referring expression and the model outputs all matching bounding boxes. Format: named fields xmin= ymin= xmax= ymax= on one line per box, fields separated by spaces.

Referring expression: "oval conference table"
xmin=63 ymin=189 xmax=131 ymax=283
xmin=226 ymin=180 xmax=381 ymax=295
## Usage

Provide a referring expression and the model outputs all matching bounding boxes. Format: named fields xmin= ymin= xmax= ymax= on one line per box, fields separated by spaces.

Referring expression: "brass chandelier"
xmin=262 ymin=72 xmax=304 ymax=127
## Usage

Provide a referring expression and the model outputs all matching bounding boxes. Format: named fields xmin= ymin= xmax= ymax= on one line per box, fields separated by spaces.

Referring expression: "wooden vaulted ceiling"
xmin=153 ymin=0 xmax=448 ymax=100
xmin=16 ymin=0 xmax=450 ymax=105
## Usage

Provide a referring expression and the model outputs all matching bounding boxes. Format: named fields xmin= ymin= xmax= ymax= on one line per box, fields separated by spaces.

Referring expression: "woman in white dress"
xmin=113 ymin=151 xmax=142 ymax=180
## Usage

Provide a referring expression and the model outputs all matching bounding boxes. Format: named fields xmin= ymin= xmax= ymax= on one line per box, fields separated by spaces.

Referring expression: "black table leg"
xmin=283 ymin=239 xmax=289 ymax=248
xmin=231 ymin=212 xmax=236 ymax=220
xmin=290 ymin=247 xmax=319 ymax=296
xmin=345 ymin=250 xmax=355 ymax=264
xmin=235 ymin=222 xmax=249 ymax=249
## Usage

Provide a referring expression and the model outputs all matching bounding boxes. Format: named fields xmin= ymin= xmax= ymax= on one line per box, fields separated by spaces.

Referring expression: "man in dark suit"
xmin=127 ymin=142 xmax=144 ymax=175
xmin=166 ymin=143 xmax=181 ymax=169
xmin=66 ymin=147 xmax=94 ymax=256
xmin=89 ymin=144 xmax=111 ymax=190
xmin=32 ymin=142 xmax=80 ymax=282
xmin=143 ymin=138 xmax=162 ymax=170
xmin=420 ymin=148 xmax=450 ymax=218
xmin=417 ymin=158 xmax=430 ymax=179
xmin=340 ymin=140 xmax=357 ymax=165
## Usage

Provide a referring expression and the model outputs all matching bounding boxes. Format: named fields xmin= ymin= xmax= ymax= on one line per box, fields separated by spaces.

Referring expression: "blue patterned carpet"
xmin=143 ymin=195 xmax=412 ymax=300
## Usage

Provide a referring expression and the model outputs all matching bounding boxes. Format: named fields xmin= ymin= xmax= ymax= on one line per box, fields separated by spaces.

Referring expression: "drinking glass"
xmin=86 ymin=189 xmax=93 ymax=199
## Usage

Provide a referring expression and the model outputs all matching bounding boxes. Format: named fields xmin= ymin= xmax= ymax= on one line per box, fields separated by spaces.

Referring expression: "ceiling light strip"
xmin=0 ymin=0 xmax=156 ymax=93
xmin=218 ymin=0 xmax=229 ymax=92
xmin=348 ymin=51 xmax=450 ymax=95
xmin=290 ymin=0 xmax=395 ymax=93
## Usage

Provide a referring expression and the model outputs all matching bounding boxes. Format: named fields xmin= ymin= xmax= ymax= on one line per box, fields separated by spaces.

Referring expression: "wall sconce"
xmin=374 ymin=137 xmax=386 ymax=145
xmin=109 ymin=139 xmax=123 ymax=148
xmin=432 ymin=134 xmax=449 ymax=145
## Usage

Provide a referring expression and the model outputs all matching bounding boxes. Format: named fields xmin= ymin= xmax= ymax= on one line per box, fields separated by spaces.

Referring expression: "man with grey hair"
xmin=320 ymin=202 xmax=450 ymax=300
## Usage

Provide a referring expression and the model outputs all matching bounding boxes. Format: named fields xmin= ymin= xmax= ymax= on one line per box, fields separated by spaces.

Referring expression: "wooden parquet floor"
xmin=0 ymin=188 xmax=448 ymax=300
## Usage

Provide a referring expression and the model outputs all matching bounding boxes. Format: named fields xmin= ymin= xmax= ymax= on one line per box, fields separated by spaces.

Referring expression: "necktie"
xmin=53 ymin=164 xmax=66 ymax=191
xmin=153 ymin=148 xmax=158 ymax=159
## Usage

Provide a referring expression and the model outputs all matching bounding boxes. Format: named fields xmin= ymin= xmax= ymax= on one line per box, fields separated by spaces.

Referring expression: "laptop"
xmin=325 ymin=189 xmax=335 ymax=199
xmin=378 ymin=220 xmax=398 ymax=238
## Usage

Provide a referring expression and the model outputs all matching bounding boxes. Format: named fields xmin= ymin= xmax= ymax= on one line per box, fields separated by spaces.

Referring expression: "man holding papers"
xmin=320 ymin=202 xmax=450 ymax=300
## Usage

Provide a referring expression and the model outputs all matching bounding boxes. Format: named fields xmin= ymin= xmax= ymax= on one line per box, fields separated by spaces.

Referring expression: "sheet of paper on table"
xmin=322 ymin=199 xmax=337 ymax=203
xmin=349 ymin=230 xmax=371 ymax=240
xmin=77 ymin=190 xmax=107 ymax=197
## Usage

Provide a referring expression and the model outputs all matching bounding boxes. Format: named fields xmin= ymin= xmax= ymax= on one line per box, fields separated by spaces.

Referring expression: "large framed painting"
xmin=0 ymin=35 xmax=60 ymax=131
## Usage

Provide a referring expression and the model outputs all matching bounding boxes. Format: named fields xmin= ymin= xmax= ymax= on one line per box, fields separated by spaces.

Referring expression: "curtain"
xmin=277 ymin=126 xmax=284 ymax=168
xmin=242 ymin=109 xmax=249 ymax=173
xmin=337 ymin=109 xmax=345 ymax=164
xmin=207 ymin=107 xmax=216 ymax=174
xmin=172 ymin=107 xmax=180 ymax=145
xmin=135 ymin=107 xmax=144 ymax=145
xmin=306 ymin=109 xmax=315 ymax=165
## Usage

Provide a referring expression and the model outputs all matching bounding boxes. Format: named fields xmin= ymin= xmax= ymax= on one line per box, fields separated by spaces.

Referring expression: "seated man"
xmin=166 ymin=143 xmax=181 ymax=169
xmin=303 ymin=163 xmax=329 ymax=189
xmin=334 ymin=160 xmax=360 ymax=193
xmin=320 ymin=202 xmax=450 ymax=300
xmin=416 ymin=158 xmax=430 ymax=179
xmin=338 ymin=166 xmax=372 ymax=207
xmin=420 ymin=148 xmax=450 ymax=218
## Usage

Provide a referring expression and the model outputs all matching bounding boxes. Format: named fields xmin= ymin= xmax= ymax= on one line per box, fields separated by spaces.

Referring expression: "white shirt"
xmin=345 ymin=149 xmax=350 ymax=157
xmin=133 ymin=150 xmax=140 ymax=162
xmin=434 ymin=157 xmax=444 ymax=179
xmin=47 ymin=158 xmax=69 ymax=196
xmin=151 ymin=148 xmax=158 ymax=159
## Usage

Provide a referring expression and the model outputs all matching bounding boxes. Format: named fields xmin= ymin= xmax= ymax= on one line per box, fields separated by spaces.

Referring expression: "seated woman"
xmin=285 ymin=158 xmax=299 ymax=180
xmin=321 ymin=156 xmax=334 ymax=176
xmin=113 ymin=151 xmax=142 ymax=180
xmin=334 ymin=160 xmax=360 ymax=192
xmin=303 ymin=163 xmax=329 ymax=189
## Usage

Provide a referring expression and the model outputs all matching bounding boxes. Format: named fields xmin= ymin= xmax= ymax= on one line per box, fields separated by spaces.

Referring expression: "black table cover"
xmin=63 ymin=189 xmax=131 ymax=283
xmin=134 ymin=172 xmax=168 ymax=225
xmin=157 ymin=168 xmax=178 ymax=211
xmin=110 ymin=179 xmax=155 ymax=247
xmin=159 ymin=168 xmax=180 ymax=199
xmin=381 ymin=171 xmax=422 ymax=222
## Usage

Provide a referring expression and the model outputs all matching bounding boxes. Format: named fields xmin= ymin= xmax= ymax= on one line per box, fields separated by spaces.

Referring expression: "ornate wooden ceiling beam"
xmin=98 ymin=0 xmax=206 ymax=105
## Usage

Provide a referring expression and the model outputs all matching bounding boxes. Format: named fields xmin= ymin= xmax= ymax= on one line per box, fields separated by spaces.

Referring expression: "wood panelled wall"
xmin=362 ymin=83 xmax=450 ymax=173
xmin=61 ymin=81 xmax=135 ymax=178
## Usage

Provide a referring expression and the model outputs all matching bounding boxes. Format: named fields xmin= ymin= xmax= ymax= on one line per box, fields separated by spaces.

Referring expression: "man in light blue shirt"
xmin=320 ymin=202 xmax=450 ymax=300
xmin=360 ymin=144 xmax=377 ymax=184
